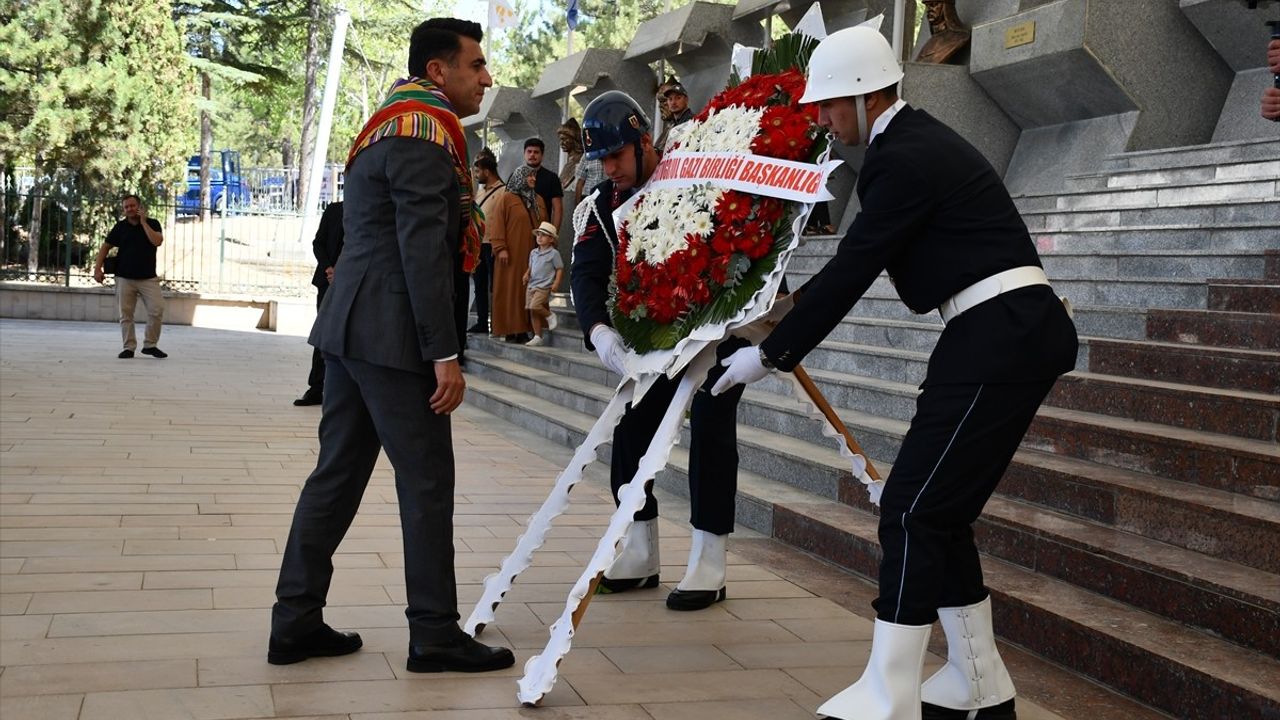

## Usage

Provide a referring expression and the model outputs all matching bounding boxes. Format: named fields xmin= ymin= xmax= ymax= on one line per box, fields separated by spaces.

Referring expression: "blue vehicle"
xmin=177 ymin=150 xmax=251 ymax=215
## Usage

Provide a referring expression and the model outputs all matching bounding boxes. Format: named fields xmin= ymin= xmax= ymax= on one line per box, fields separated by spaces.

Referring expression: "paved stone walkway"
xmin=0 ymin=319 xmax=1070 ymax=720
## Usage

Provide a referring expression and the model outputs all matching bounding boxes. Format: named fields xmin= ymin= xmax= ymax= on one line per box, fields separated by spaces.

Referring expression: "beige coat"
xmin=488 ymin=192 xmax=547 ymax=336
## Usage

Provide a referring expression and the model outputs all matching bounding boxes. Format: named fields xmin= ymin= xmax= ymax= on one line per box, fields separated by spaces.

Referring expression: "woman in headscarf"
xmin=488 ymin=164 xmax=547 ymax=341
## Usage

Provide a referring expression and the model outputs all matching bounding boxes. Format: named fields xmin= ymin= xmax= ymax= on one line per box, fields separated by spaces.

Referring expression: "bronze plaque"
xmin=1004 ymin=21 xmax=1036 ymax=49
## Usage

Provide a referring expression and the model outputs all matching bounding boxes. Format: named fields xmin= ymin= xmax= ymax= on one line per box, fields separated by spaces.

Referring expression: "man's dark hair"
xmin=474 ymin=156 xmax=498 ymax=174
xmin=524 ymin=138 xmax=545 ymax=151
xmin=407 ymin=18 xmax=483 ymax=77
xmin=122 ymin=193 xmax=141 ymax=204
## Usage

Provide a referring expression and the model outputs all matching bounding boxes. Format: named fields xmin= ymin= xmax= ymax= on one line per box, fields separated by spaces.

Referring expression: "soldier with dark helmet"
xmin=571 ymin=90 xmax=749 ymax=612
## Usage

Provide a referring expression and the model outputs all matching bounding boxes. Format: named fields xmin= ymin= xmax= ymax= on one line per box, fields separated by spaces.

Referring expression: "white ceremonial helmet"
xmin=801 ymin=25 xmax=904 ymax=104
xmin=801 ymin=25 xmax=904 ymax=146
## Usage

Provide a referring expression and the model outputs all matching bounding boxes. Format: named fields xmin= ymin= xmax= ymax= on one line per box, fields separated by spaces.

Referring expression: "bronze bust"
xmin=916 ymin=0 xmax=971 ymax=65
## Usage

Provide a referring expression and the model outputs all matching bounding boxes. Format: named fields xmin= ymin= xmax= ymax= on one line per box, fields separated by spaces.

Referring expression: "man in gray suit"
xmin=269 ymin=18 xmax=514 ymax=674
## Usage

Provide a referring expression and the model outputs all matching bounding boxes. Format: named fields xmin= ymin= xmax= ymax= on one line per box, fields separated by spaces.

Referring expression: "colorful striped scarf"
xmin=346 ymin=77 xmax=482 ymax=273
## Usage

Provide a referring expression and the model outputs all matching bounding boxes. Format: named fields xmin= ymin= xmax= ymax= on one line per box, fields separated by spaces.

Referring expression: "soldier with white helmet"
xmin=712 ymin=25 xmax=1079 ymax=720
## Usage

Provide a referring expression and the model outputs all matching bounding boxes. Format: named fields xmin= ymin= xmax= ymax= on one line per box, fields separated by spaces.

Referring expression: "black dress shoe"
xmin=293 ymin=391 xmax=322 ymax=407
xmin=923 ymin=698 xmax=1016 ymax=719
xmin=407 ymin=636 xmax=515 ymax=673
xmin=666 ymin=587 xmax=726 ymax=611
xmin=140 ymin=346 xmax=168 ymax=358
xmin=268 ymin=624 xmax=363 ymax=665
xmin=467 ymin=322 xmax=488 ymax=334
xmin=118 ymin=349 xmax=134 ymax=359
xmin=596 ymin=573 xmax=660 ymax=594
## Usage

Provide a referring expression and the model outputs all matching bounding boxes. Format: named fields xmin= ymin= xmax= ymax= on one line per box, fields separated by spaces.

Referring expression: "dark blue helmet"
xmin=582 ymin=91 xmax=651 ymax=161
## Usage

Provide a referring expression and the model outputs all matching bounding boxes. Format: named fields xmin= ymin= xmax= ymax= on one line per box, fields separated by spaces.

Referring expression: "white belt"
xmin=939 ymin=266 xmax=1050 ymax=324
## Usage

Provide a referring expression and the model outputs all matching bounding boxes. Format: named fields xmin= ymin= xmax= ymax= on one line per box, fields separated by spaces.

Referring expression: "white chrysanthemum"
xmin=680 ymin=106 xmax=764 ymax=154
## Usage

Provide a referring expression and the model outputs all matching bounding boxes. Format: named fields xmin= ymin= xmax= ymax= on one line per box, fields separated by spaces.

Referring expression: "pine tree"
xmin=0 ymin=0 xmax=192 ymax=195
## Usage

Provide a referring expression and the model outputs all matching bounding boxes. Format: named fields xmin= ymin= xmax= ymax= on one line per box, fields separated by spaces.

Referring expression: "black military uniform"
xmin=760 ymin=105 xmax=1078 ymax=626
xmin=571 ymin=180 xmax=748 ymax=540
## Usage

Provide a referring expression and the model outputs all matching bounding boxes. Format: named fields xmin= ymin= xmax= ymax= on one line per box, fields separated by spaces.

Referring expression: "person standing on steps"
xmin=711 ymin=26 xmax=1078 ymax=720
xmin=522 ymin=221 xmax=563 ymax=347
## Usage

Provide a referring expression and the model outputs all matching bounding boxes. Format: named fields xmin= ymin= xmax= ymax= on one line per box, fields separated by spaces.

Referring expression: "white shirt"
xmin=868 ymin=99 xmax=908 ymax=147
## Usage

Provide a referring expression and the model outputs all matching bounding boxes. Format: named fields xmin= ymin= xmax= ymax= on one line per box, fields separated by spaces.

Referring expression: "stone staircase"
xmin=463 ymin=137 xmax=1280 ymax=719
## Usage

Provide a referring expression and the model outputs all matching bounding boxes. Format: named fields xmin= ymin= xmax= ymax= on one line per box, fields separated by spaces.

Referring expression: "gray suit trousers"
xmin=272 ymin=354 xmax=462 ymax=645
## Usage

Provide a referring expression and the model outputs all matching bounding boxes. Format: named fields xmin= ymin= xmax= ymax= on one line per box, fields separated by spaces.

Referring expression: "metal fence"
xmin=1 ymin=190 xmax=318 ymax=298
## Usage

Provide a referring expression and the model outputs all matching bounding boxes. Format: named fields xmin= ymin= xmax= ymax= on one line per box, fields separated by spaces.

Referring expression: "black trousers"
xmin=305 ymin=286 xmax=327 ymax=395
xmin=873 ymin=379 xmax=1055 ymax=626
xmin=272 ymin=354 xmax=463 ymax=645
xmin=610 ymin=337 xmax=748 ymax=536
xmin=471 ymin=244 xmax=493 ymax=327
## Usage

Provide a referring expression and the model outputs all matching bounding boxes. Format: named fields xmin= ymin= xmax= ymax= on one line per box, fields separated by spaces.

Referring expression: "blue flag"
xmin=567 ymin=0 xmax=579 ymax=29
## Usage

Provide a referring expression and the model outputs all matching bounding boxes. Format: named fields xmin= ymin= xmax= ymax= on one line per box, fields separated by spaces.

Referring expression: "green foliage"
xmin=0 ymin=0 xmax=195 ymax=197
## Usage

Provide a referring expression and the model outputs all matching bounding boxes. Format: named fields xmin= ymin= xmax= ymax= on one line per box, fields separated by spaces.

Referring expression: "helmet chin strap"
xmin=856 ymin=93 xmax=870 ymax=147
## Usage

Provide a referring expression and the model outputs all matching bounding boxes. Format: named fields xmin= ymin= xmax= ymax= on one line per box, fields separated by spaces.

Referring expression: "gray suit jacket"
xmin=310 ymin=137 xmax=461 ymax=374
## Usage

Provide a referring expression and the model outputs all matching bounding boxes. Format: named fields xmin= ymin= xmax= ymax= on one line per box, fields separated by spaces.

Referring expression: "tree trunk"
xmin=296 ymin=0 xmax=322 ymax=212
xmin=27 ymin=191 xmax=43 ymax=279
xmin=199 ymin=70 xmax=213 ymax=223
xmin=0 ymin=164 xmax=8 ymax=266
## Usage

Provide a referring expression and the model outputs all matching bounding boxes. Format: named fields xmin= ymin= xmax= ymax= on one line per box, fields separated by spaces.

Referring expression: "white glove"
xmin=711 ymin=345 xmax=771 ymax=396
xmin=590 ymin=324 xmax=628 ymax=376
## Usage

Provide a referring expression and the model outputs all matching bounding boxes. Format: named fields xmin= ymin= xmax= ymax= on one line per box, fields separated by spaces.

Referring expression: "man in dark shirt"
xmin=522 ymin=137 xmax=563 ymax=229
xmin=712 ymin=26 xmax=1076 ymax=720
xmin=295 ymin=201 xmax=345 ymax=406
xmin=93 ymin=194 xmax=167 ymax=359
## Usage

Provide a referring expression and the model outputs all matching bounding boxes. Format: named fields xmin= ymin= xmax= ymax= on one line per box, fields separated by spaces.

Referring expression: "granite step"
xmin=1025 ymin=406 xmax=1280 ymax=501
xmin=788 ymin=249 xmax=1272 ymax=282
xmin=466 ymin=349 xmax=873 ymax=502
xmin=1048 ymin=371 xmax=1280 ymax=442
xmin=795 ymin=227 xmax=1280 ymax=258
xmin=1031 ymin=225 xmax=1280 ymax=253
xmin=1020 ymin=199 xmax=1280 ymax=231
xmin=464 ymin=367 xmax=1280 ymax=667
xmin=998 ymin=449 xmax=1280 ymax=576
xmin=1145 ymin=307 xmax=1280 ymax=351
xmin=501 ymin=319 xmax=1269 ymax=443
xmin=745 ymin=375 xmax=1280 ymax=572
xmin=775 ymin=500 xmax=1280 ymax=720
xmin=548 ymin=300 xmax=1153 ymax=346
xmin=1208 ymin=279 xmax=1280 ymax=314
xmin=1098 ymin=137 xmax=1280 ymax=173
xmin=1084 ymin=336 xmax=1280 ymax=393
xmin=1064 ymin=159 xmax=1280 ymax=192
xmin=782 ymin=273 xmax=1212 ymax=311
xmin=1018 ymin=177 xmax=1278 ymax=213
xmin=788 ymin=248 xmax=1273 ymax=281
xmin=839 ymin=484 xmax=1280 ymax=659
xmin=467 ymin=345 xmax=1280 ymax=587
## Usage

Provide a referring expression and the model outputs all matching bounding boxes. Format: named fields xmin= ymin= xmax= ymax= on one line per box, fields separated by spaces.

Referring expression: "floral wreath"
xmin=609 ymin=33 xmax=828 ymax=354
